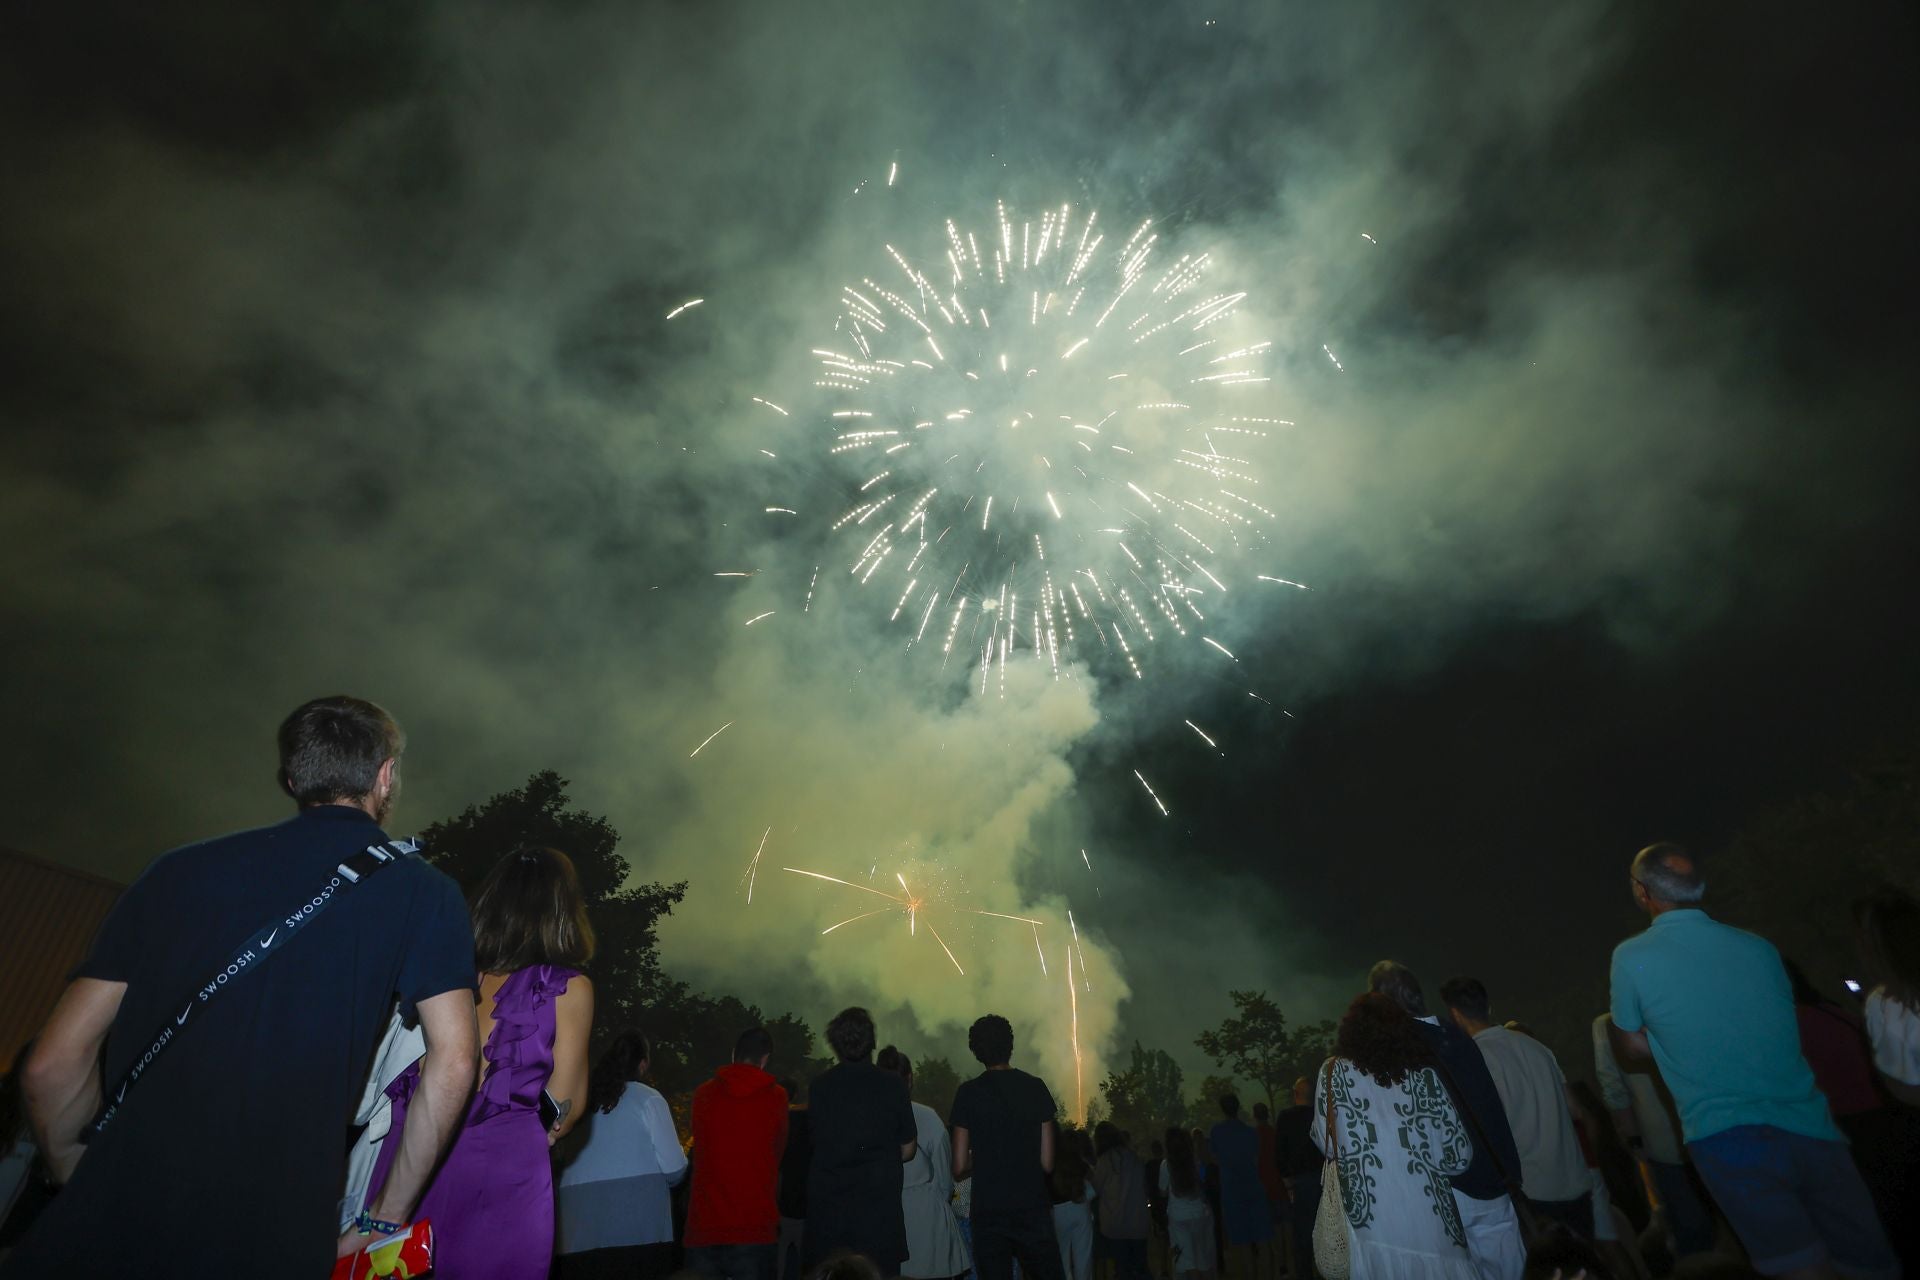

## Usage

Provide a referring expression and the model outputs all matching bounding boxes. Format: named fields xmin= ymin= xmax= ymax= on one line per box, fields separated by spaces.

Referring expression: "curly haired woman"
xmin=1312 ymin=992 xmax=1476 ymax=1280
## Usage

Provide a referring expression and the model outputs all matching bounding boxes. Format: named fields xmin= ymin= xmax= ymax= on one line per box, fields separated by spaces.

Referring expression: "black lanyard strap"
xmin=88 ymin=837 xmax=422 ymax=1138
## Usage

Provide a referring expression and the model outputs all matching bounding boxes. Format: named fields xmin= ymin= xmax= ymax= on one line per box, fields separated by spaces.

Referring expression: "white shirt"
xmin=1591 ymin=1013 xmax=1683 ymax=1165
xmin=1470 ymin=1026 xmax=1589 ymax=1202
xmin=1866 ymin=988 xmax=1920 ymax=1086
xmin=560 ymin=1080 xmax=687 ymax=1186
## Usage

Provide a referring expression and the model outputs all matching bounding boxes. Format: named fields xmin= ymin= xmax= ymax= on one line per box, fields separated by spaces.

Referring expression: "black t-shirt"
xmin=778 ymin=1107 xmax=812 ymax=1218
xmin=3 ymin=805 xmax=475 ymax=1279
xmin=805 ymin=1061 xmax=916 ymax=1267
xmin=950 ymin=1066 xmax=1057 ymax=1213
xmin=1274 ymin=1103 xmax=1320 ymax=1177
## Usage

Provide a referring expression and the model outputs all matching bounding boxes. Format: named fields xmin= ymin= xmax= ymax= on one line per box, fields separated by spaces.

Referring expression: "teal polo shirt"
xmin=1610 ymin=909 xmax=1839 ymax=1144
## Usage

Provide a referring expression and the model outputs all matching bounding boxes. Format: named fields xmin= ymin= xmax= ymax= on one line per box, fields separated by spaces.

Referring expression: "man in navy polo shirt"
xmin=6 ymin=696 xmax=479 ymax=1279
xmin=1610 ymin=843 xmax=1896 ymax=1280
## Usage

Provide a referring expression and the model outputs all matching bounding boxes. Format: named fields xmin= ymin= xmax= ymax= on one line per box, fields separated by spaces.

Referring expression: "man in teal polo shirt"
xmin=1609 ymin=843 xmax=1895 ymax=1280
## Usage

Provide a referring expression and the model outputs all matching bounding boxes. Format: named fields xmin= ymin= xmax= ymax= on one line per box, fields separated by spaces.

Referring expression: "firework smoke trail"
xmin=771 ymin=198 xmax=1308 ymax=694
xmin=1066 ymin=941 xmax=1083 ymax=1121
xmin=689 ymin=721 xmax=734 ymax=756
xmin=1133 ymin=769 xmax=1170 ymax=816
xmin=742 ymin=826 xmax=771 ymax=903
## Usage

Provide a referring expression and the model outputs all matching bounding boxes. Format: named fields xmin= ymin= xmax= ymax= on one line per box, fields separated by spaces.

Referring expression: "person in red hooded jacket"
xmin=686 ymin=1026 xmax=791 ymax=1280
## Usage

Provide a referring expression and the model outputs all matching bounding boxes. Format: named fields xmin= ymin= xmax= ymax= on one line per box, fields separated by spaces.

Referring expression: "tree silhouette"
xmin=1098 ymin=1041 xmax=1187 ymax=1143
xmin=1194 ymin=990 xmax=1297 ymax=1112
xmin=420 ymin=769 xmax=686 ymax=1051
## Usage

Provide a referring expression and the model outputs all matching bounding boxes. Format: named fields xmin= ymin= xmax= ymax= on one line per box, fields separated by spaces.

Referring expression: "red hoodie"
xmin=685 ymin=1062 xmax=790 ymax=1246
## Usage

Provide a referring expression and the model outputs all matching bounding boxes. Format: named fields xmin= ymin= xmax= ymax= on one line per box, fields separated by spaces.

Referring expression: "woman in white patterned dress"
xmin=1312 ymin=992 xmax=1478 ymax=1280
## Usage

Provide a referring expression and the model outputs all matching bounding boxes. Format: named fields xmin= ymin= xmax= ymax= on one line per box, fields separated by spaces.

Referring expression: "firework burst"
xmin=775 ymin=199 xmax=1299 ymax=691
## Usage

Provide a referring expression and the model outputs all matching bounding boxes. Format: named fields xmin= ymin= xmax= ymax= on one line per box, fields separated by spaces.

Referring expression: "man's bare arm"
xmin=1608 ymin=1019 xmax=1652 ymax=1064
xmin=1040 ymin=1118 xmax=1056 ymax=1174
xmin=22 ymin=978 xmax=125 ymax=1183
xmin=352 ymin=990 xmax=477 ymax=1241
xmin=952 ymin=1125 xmax=971 ymax=1180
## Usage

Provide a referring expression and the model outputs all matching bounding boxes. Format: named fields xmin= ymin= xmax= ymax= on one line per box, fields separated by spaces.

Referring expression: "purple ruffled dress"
xmin=367 ymin=964 xmax=580 ymax=1279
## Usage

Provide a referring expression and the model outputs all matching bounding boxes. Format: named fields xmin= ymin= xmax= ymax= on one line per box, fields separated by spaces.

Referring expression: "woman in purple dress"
xmin=367 ymin=847 xmax=597 ymax=1279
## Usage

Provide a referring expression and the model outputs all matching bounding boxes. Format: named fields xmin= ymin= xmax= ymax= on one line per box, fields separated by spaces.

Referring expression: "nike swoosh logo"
xmin=177 ymin=1005 xmax=192 ymax=1026
xmin=260 ymin=928 xmax=279 ymax=948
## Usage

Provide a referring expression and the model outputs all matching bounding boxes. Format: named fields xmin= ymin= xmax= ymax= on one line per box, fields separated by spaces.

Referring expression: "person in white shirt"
xmin=1591 ymin=1013 xmax=1714 ymax=1257
xmin=554 ymin=1030 xmax=688 ymax=1279
xmin=877 ymin=1046 xmax=970 ymax=1280
xmin=1439 ymin=978 xmax=1592 ymax=1239
xmin=1854 ymin=886 xmax=1920 ymax=1105
xmin=1852 ymin=885 xmax=1920 ymax=1273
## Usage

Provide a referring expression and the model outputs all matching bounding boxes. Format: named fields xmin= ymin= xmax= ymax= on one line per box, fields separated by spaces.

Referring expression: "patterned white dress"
xmin=1312 ymin=1057 xmax=1478 ymax=1280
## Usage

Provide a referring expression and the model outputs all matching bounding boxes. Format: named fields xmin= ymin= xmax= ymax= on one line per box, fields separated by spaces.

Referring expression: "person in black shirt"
xmin=949 ymin=1014 xmax=1066 ymax=1280
xmin=1273 ymin=1076 xmax=1322 ymax=1280
xmin=4 ymin=696 xmax=478 ymax=1279
xmin=776 ymin=1077 xmax=811 ymax=1280
xmin=806 ymin=1007 xmax=916 ymax=1277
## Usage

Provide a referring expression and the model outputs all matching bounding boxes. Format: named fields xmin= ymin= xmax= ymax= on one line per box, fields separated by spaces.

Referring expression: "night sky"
xmin=3 ymin=1 xmax=1916 ymax=1088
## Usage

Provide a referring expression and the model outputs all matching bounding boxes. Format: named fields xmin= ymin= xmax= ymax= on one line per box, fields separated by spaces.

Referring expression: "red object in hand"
xmin=331 ymin=1220 xmax=434 ymax=1279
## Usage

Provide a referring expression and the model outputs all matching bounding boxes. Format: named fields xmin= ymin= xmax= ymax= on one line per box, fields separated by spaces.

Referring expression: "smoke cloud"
xmin=2 ymin=1 xmax=1911 ymax=1091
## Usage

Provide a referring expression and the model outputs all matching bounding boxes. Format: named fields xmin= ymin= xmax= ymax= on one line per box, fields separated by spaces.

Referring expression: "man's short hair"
xmin=1439 ymin=976 xmax=1492 ymax=1024
xmin=968 ymin=1014 xmax=1015 ymax=1067
xmin=277 ymin=696 xmax=403 ymax=806
xmin=1367 ymin=960 xmax=1429 ymax=1016
xmin=1219 ymin=1093 xmax=1240 ymax=1119
xmin=1252 ymin=1102 xmax=1269 ymax=1122
xmin=735 ymin=1025 xmax=774 ymax=1064
xmin=1633 ymin=842 xmax=1706 ymax=904
xmin=826 ymin=1007 xmax=876 ymax=1062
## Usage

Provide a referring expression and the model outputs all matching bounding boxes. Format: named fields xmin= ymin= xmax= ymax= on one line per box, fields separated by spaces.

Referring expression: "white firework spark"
xmin=773 ymin=198 xmax=1306 ymax=690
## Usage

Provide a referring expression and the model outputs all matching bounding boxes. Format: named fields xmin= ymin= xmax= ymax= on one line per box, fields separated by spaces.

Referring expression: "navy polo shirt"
xmin=4 ymin=805 xmax=475 ymax=1279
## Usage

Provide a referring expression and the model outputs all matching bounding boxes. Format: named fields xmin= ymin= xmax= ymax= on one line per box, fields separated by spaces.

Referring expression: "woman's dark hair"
xmin=588 ymin=1030 xmax=649 ymax=1115
xmin=471 ymin=846 xmax=596 ymax=973
xmin=877 ymin=1044 xmax=912 ymax=1084
xmin=827 ymin=1007 xmax=877 ymax=1062
xmin=1855 ymin=884 xmax=1920 ymax=1008
xmin=1051 ymin=1127 xmax=1091 ymax=1203
xmin=1218 ymin=1093 xmax=1240 ymax=1119
xmin=277 ymin=695 xmax=403 ymax=806
xmin=1335 ymin=991 xmax=1436 ymax=1088
xmin=806 ymin=1255 xmax=884 ymax=1280
xmin=1093 ymin=1120 xmax=1129 ymax=1159
xmin=1163 ymin=1126 xmax=1197 ymax=1197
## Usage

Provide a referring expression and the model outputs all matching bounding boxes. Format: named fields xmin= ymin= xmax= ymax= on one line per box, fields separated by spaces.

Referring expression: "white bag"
xmin=1312 ymin=1059 xmax=1352 ymax=1280
xmin=338 ymin=1005 xmax=426 ymax=1229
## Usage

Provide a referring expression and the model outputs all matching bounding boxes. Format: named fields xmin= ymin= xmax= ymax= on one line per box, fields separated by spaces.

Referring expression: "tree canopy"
xmin=1194 ymin=989 xmax=1332 ymax=1112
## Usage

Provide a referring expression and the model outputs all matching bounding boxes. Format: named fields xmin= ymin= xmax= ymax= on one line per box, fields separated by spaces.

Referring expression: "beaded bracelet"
xmin=355 ymin=1210 xmax=407 ymax=1237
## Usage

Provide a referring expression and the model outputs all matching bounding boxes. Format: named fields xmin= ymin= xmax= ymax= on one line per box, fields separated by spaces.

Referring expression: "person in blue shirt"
xmin=1609 ymin=843 xmax=1896 ymax=1280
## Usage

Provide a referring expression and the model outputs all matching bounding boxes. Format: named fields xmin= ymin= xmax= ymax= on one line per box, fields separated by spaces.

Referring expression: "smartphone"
xmin=1843 ymin=978 xmax=1864 ymax=1001
xmin=539 ymin=1088 xmax=567 ymax=1131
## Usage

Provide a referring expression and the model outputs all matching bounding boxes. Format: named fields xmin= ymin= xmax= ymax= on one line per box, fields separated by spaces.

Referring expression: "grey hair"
xmin=1632 ymin=842 xmax=1706 ymax=904
xmin=1367 ymin=960 xmax=1429 ymax=1016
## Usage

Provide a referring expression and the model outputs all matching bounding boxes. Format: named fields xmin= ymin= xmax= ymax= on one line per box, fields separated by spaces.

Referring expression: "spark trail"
xmin=782 ymin=864 xmax=1045 ymax=976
